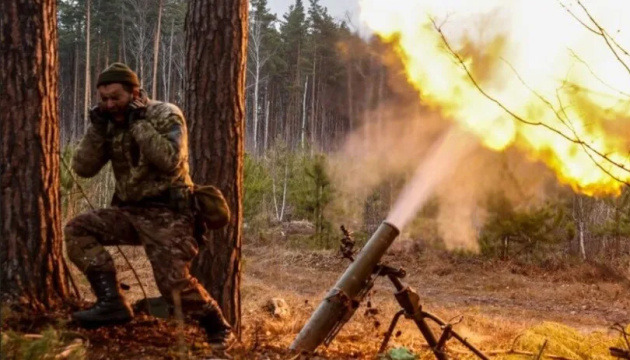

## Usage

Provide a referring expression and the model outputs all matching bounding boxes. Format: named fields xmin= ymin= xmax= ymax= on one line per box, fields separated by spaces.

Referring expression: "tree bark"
xmin=185 ymin=0 xmax=247 ymax=334
xmin=0 ymin=0 xmax=69 ymax=310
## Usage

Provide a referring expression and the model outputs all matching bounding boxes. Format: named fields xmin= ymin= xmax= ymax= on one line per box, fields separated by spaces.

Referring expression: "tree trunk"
xmin=0 ymin=0 xmax=69 ymax=310
xmin=94 ymin=39 xmax=101 ymax=105
xmin=253 ymin=55 xmax=260 ymax=155
xmin=264 ymin=97 xmax=270 ymax=154
xmin=280 ymin=161 xmax=289 ymax=221
xmin=185 ymin=0 xmax=247 ymax=334
xmin=105 ymin=40 xmax=110 ymax=68
xmin=363 ymin=56 xmax=374 ymax=148
xmin=152 ymin=0 xmax=163 ymax=100
xmin=167 ymin=18 xmax=174 ymax=102
xmin=579 ymin=221 xmax=587 ymax=260
xmin=72 ymin=43 xmax=80 ymax=142
xmin=346 ymin=59 xmax=353 ymax=133
xmin=301 ymin=77 xmax=308 ymax=150
xmin=310 ymin=57 xmax=317 ymax=155
xmin=121 ymin=4 xmax=127 ymax=64
xmin=84 ymin=0 xmax=91 ymax=130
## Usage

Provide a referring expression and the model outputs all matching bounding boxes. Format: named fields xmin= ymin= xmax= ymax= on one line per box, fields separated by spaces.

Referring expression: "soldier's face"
xmin=97 ymin=83 xmax=135 ymax=122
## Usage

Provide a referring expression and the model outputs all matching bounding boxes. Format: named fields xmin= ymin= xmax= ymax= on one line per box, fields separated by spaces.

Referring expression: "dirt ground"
xmin=3 ymin=239 xmax=630 ymax=359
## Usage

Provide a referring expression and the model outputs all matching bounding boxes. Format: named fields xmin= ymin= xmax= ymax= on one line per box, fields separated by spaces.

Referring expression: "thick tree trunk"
xmin=0 ymin=0 xmax=69 ymax=310
xmin=185 ymin=0 xmax=247 ymax=334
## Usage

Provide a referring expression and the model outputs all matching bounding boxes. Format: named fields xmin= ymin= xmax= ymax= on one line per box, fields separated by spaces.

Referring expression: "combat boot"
xmin=72 ymin=271 xmax=134 ymax=326
xmin=198 ymin=301 xmax=236 ymax=350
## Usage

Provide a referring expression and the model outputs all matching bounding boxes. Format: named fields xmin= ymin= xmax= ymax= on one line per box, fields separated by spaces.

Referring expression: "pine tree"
xmin=186 ymin=0 xmax=247 ymax=333
xmin=247 ymin=0 xmax=281 ymax=155
xmin=279 ymin=0 xmax=308 ymax=148
xmin=1 ymin=0 xmax=70 ymax=310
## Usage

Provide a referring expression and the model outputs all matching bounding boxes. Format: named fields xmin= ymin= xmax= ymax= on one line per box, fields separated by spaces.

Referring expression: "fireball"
xmin=360 ymin=0 xmax=630 ymax=195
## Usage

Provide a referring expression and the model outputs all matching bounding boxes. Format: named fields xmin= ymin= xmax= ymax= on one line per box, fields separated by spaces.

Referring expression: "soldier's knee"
xmin=64 ymin=220 xmax=92 ymax=266
xmin=64 ymin=215 xmax=87 ymax=238
xmin=65 ymin=238 xmax=84 ymax=267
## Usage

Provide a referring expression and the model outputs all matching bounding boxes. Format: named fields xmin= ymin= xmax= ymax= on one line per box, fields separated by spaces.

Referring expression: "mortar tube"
xmin=290 ymin=221 xmax=400 ymax=352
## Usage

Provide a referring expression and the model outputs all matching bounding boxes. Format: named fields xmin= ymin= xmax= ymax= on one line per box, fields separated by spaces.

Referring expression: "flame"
xmin=360 ymin=0 xmax=630 ymax=195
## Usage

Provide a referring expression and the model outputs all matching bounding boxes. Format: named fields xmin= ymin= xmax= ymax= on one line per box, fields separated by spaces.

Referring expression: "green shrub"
xmin=479 ymin=192 xmax=571 ymax=262
xmin=243 ymin=153 xmax=272 ymax=223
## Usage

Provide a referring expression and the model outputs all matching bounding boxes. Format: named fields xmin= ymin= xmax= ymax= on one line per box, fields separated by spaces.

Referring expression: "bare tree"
xmin=248 ymin=13 xmax=275 ymax=154
xmin=126 ymin=0 xmax=152 ymax=87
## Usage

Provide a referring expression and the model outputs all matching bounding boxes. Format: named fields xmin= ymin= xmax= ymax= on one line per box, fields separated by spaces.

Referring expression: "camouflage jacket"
xmin=72 ymin=99 xmax=193 ymax=204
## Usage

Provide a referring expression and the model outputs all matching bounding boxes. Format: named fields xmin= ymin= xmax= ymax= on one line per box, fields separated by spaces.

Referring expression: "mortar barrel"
xmin=290 ymin=221 xmax=400 ymax=352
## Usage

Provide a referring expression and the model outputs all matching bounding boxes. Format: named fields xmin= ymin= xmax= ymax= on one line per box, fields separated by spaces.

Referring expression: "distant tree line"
xmin=57 ymin=0 xmax=402 ymax=154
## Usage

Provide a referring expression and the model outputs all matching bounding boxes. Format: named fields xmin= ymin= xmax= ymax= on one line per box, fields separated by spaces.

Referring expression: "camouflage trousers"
xmin=64 ymin=206 xmax=215 ymax=310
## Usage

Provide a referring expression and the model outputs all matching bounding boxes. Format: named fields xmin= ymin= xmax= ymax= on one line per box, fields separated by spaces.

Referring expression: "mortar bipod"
xmin=377 ymin=268 xmax=490 ymax=360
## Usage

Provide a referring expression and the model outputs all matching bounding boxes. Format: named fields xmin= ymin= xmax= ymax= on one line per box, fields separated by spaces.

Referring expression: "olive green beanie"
xmin=96 ymin=62 xmax=140 ymax=88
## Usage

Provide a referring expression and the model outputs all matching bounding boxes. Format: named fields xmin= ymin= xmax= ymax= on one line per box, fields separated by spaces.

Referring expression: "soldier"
xmin=65 ymin=63 xmax=234 ymax=348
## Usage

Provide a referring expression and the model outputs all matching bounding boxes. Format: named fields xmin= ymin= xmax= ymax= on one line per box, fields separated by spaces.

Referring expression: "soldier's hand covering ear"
xmin=128 ymin=99 xmax=147 ymax=123
xmin=128 ymin=89 xmax=149 ymax=124
xmin=89 ymin=105 xmax=109 ymax=133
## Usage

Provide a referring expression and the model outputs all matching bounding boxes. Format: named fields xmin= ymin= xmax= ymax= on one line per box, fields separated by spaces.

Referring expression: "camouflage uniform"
xmin=65 ymin=98 xmax=216 ymax=311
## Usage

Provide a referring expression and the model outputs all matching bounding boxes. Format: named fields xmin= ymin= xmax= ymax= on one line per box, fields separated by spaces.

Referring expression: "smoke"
xmin=330 ymin=102 xmax=558 ymax=252
xmin=386 ymin=127 xmax=476 ymax=230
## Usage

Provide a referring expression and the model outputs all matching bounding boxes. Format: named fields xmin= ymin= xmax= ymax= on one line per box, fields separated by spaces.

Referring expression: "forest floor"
xmin=3 ymin=231 xmax=630 ymax=360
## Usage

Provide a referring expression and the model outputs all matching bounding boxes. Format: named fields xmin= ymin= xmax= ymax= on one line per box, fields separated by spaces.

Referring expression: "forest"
xmin=54 ymin=0 xmax=630 ymax=263
xmin=2 ymin=0 xmax=630 ymax=359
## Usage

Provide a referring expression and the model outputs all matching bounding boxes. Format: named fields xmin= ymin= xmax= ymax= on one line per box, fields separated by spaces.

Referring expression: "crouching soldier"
xmin=65 ymin=62 xmax=234 ymax=349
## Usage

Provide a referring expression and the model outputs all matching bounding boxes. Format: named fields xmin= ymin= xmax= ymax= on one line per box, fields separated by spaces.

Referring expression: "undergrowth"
xmin=1 ymin=327 xmax=86 ymax=360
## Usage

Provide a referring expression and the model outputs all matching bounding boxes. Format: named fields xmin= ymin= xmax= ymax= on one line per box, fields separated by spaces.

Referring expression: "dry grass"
xmin=56 ymin=232 xmax=630 ymax=359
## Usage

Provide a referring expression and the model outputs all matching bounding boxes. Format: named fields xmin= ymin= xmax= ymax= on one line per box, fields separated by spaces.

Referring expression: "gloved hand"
xmin=89 ymin=105 xmax=109 ymax=133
